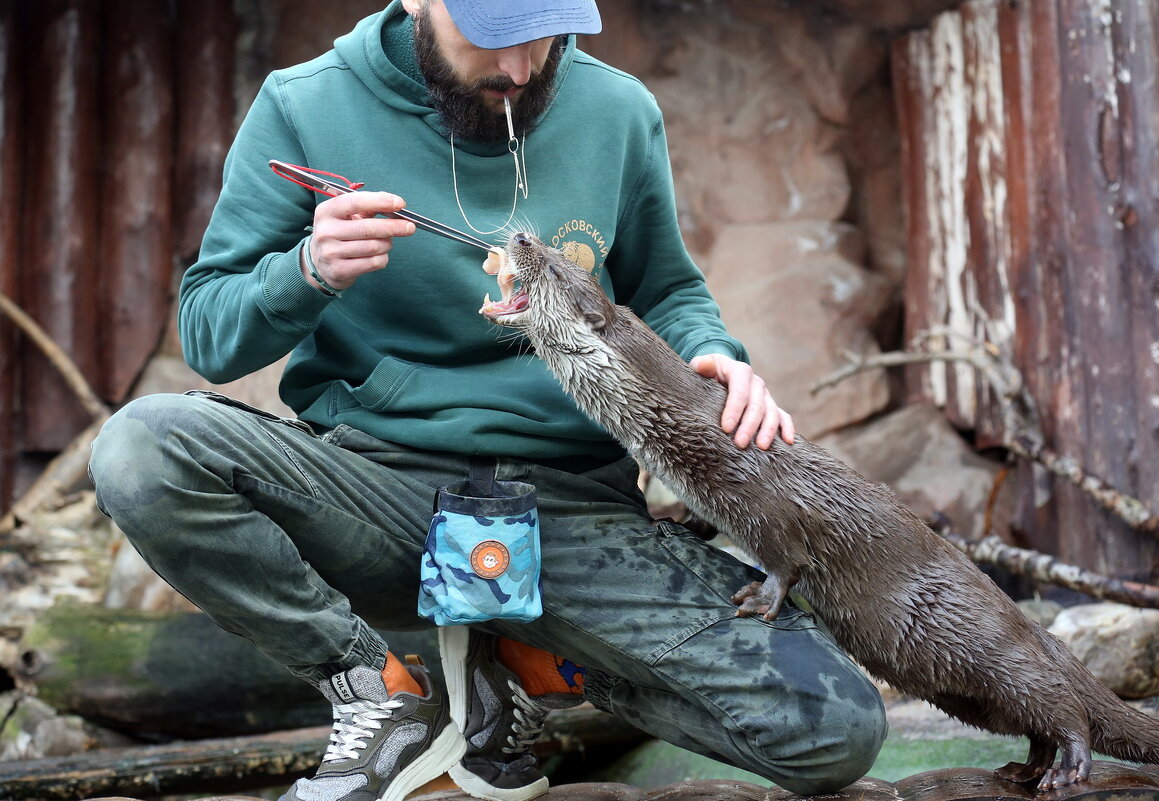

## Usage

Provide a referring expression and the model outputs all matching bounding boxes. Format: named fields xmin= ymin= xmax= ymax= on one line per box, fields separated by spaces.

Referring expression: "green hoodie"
xmin=180 ymin=2 xmax=748 ymax=463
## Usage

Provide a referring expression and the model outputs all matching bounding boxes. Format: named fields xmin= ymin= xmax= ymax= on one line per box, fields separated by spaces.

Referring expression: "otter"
xmin=477 ymin=232 xmax=1159 ymax=793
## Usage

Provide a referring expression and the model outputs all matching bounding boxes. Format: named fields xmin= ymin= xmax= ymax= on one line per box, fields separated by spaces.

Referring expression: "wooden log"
xmin=535 ymin=704 xmax=650 ymax=760
xmin=99 ymin=0 xmax=175 ymax=403
xmin=956 ymin=0 xmax=1010 ymax=450
xmin=941 ymin=530 xmax=1159 ymax=609
xmin=2 ymin=746 xmax=1155 ymax=801
xmin=0 ymin=0 xmax=23 ymax=511
xmin=1030 ymin=0 xmax=1159 ymax=581
xmin=893 ymin=762 xmax=1159 ymax=801
xmin=17 ymin=607 xmax=612 ymax=742
xmin=0 ymin=725 xmax=328 ymax=800
xmin=0 ymin=699 xmax=645 ymax=800
xmin=174 ymin=0 xmax=236 ymax=265
xmin=13 ymin=606 xmax=338 ymax=739
xmin=890 ymin=27 xmax=936 ymax=411
xmin=22 ymin=0 xmax=102 ymax=451
xmin=0 ymin=704 xmax=646 ymax=801
xmin=991 ymin=0 xmax=1061 ymax=574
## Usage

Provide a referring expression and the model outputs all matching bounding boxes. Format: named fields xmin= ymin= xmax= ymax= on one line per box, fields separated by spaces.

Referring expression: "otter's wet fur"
xmin=480 ymin=232 xmax=1159 ymax=792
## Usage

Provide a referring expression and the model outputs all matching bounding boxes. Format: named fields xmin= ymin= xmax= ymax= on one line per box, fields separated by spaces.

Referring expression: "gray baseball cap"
xmin=443 ymin=0 xmax=602 ymax=49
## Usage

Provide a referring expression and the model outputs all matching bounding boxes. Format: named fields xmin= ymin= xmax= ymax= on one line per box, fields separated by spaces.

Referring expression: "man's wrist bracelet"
xmin=303 ymin=236 xmax=343 ymax=298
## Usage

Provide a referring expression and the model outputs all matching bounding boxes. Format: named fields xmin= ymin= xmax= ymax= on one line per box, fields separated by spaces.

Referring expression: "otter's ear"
xmin=573 ymin=287 xmax=608 ymax=331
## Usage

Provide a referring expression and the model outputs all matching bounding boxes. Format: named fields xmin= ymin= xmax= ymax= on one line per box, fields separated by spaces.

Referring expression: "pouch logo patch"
xmin=471 ymin=540 xmax=511 ymax=579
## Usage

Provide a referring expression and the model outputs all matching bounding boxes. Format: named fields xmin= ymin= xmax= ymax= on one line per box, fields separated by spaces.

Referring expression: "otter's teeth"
xmin=497 ymin=265 xmax=516 ymax=302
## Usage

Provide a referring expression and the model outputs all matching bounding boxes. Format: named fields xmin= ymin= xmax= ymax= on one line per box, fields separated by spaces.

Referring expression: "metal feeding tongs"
xmin=269 ymin=159 xmax=494 ymax=253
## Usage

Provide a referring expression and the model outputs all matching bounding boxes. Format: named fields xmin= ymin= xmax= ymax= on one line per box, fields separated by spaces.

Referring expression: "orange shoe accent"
xmin=381 ymin=650 xmax=423 ymax=697
xmin=497 ymin=636 xmax=585 ymax=697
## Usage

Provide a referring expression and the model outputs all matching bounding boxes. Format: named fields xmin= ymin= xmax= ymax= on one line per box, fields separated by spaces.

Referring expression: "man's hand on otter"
xmin=301 ymin=192 xmax=416 ymax=292
xmin=690 ymin=354 xmax=795 ymax=450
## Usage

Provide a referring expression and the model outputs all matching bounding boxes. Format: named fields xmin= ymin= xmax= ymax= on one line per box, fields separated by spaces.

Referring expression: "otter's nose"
xmin=513 ymin=232 xmax=533 ymax=247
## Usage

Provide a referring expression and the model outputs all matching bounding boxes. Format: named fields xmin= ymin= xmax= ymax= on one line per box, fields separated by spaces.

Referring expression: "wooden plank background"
xmin=894 ymin=0 xmax=1159 ymax=580
xmin=0 ymin=0 xmax=235 ymax=495
xmin=0 ymin=0 xmax=21 ymax=509
xmin=2 ymin=0 xmax=1156 ymax=589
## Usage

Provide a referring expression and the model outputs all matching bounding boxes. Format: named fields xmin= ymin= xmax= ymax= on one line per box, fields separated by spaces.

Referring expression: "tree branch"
xmin=811 ymin=333 xmax=1159 ymax=536
xmin=1007 ymin=436 xmax=1159 ymax=534
xmin=940 ymin=528 xmax=1159 ymax=609
xmin=0 ymin=291 xmax=110 ymax=533
xmin=0 ymin=290 xmax=108 ymax=421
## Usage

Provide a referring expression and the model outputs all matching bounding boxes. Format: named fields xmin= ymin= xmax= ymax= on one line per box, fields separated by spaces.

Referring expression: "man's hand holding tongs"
xmin=302 ymin=193 xmax=416 ymax=294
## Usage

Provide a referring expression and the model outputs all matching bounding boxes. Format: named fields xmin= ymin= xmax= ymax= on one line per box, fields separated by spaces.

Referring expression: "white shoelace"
xmin=321 ymin=698 xmax=404 ymax=763
xmin=502 ymin=680 xmax=548 ymax=755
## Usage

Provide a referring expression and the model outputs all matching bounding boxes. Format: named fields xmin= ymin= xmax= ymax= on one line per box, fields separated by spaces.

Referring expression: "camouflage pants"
xmin=90 ymin=392 xmax=886 ymax=794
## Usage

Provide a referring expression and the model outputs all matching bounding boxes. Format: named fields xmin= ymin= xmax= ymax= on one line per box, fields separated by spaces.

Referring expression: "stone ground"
xmin=66 ymin=694 xmax=1159 ymax=801
xmin=565 ymin=694 xmax=1159 ymax=792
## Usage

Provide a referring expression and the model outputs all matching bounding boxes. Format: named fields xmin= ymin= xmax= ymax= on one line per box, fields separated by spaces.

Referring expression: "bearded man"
xmin=89 ymin=3 xmax=886 ymax=801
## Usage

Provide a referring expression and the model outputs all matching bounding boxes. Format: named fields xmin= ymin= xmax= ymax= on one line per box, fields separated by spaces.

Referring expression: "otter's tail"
xmin=1039 ymin=629 xmax=1159 ymax=764
xmin=1088 ymin=683 xmax=1159 ymax=764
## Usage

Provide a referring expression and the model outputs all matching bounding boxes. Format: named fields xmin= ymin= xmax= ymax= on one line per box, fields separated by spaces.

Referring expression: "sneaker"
xmin=440 ymin=628 xmax=580 ymax=801
xmin=280 ymin=662 xmax=466 ymax=801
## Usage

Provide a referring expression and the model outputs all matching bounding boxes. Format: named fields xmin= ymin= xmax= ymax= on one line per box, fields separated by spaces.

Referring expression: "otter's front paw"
xmin=731 ymin=580 xmax=779 ymax=619
xmin=731 ymin=580 xmax=763 ymax=606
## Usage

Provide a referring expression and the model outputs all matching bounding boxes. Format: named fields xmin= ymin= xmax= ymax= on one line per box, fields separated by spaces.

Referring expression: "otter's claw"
xmin=731 ymin=580 xmax=782 ymax=619
xmin=731 ymin=571 xmax=796 ymax=620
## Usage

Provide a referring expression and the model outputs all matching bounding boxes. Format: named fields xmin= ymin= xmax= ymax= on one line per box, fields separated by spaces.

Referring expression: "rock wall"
xmin=141 ymin=0 xmax=907 ymax=437
xmin=581 ymin=2 xmax=905 ymax=436
xmin=132 ymin=1 xmax=1008 ymax=540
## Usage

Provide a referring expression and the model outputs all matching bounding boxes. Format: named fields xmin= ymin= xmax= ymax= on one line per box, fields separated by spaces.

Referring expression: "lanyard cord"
xmin=450 ymin=96 xmax=528 ymax=237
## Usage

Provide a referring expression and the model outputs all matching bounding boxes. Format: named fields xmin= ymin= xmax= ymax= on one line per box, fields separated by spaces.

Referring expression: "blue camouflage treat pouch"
xmin=418 ymin=458 xmax=543 ymax=625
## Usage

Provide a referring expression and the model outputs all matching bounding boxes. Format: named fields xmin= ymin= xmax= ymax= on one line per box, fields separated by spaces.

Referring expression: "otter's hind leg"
xmin=929 ymin=693 xmax=1062 ymax=789
xmin=935 ymin=691 xmax=1091 ymax=792
xmin=995 ymin=737 xmax=1056 ymax=785
xmin=1035 ymin=734 xmax=1091 ymax=792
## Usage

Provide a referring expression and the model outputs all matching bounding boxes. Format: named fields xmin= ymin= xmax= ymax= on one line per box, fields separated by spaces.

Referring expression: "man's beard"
xmin=413 ymin=9 xmax=564 ymax=143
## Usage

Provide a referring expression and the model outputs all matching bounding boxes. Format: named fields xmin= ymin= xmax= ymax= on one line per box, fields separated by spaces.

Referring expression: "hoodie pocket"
xmin=346 ymin=357 xmax=420 ymax=412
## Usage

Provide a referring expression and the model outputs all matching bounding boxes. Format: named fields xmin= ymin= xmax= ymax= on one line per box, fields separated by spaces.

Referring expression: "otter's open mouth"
xmin=478 ymin=246 xmax=529 ymax=322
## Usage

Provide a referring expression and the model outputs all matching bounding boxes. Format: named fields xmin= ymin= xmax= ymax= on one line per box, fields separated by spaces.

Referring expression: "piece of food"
xmin=479 ymin=245 xmax=527 ymax=318
xmin=483 ymin=246 xmax=504 ymax=275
